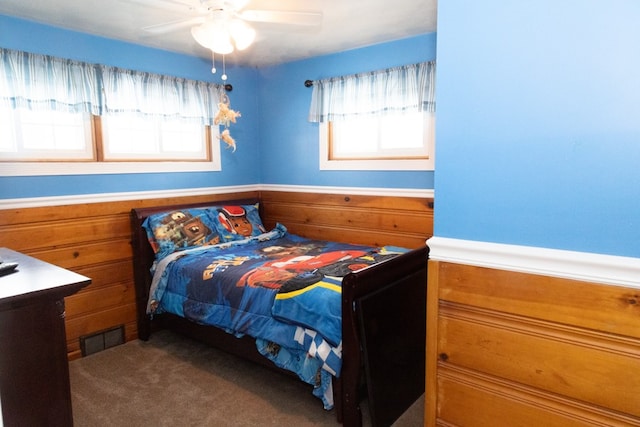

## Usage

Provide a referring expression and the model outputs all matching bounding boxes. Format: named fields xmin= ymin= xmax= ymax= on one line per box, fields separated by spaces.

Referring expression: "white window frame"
xmin=0 ymin=113 xmax=222 ymax=177
xmin=0 ymin=151 xmax=221 ymax=176
xmin=0 ymin=108 xmax=95 ymax=161
xmin=100 ymin=115 xmax=211 ymax=162
xmin=319 ymin=111 xmax=435 ymax=171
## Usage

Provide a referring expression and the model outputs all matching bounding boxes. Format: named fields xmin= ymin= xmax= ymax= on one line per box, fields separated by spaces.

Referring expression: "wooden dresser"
xmin=0 ymin=248 xmax=91 ymax=427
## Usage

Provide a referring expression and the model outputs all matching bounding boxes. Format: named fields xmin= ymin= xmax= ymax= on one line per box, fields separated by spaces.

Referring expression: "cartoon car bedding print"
xmin=145 ymin=223 xmax=407 ymax=409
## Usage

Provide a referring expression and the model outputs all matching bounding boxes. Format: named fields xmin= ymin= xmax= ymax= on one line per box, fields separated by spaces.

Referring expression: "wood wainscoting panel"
xmin=439 ymin=302 xmax=640 ymax=417
xmin=437 ymin=365 xmax=639 ymax=427
xmin=64 ymin=261 xmax=137 ymax=356
xmin=437 ymin=262 xmax=640 ymax=339
xmin=427 ymin=260 xmax=640 ymax=426
xmin=0 ymin=191 xmax=259 ymax=360
xmin=260 ymin=191 xmax=433 ymax=249
xmin=0 ymin=189 xmax=430 ymax=361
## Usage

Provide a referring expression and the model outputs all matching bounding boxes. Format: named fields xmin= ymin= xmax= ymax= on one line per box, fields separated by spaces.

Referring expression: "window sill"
xmin=1 ymin=159 xmax=221 ymax=176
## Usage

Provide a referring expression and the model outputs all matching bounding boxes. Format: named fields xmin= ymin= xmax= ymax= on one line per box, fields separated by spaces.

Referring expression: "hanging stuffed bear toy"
xmin=214 ymin=94 xmax=241 ymax=152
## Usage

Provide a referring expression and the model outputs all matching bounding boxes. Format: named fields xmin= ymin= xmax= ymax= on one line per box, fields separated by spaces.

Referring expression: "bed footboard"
xmin=340 ymin=245 xmax=429 ymax=427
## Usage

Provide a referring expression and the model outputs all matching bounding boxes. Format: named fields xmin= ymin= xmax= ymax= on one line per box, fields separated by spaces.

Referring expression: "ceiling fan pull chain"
xmin=211 ymin=51 xmax=217 ymax=74
xmin=221 ymin=54 xmax=228 ymax=81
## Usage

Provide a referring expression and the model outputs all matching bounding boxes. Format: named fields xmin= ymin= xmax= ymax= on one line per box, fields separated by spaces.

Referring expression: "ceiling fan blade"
xmin=225 ymin=0 xmax=250 ymax=10
xmin=238 ymin=10 xmax=322 ymax=26
xmin=128 ymin=0 xmax=201 ymax=14
xmin=142 ymin=16 xmax=206 ymax=34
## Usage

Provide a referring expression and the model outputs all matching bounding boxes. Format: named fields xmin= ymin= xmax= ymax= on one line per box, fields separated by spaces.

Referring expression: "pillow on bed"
xmin=142 ymin=207 xmax=222 ymax=259
xmin=207 ymin=203 xmax=266 ymax=242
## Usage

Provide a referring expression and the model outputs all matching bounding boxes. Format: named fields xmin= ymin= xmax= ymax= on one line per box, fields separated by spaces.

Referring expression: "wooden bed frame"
xmin=130 ymin=198 xmax=428 ymax=427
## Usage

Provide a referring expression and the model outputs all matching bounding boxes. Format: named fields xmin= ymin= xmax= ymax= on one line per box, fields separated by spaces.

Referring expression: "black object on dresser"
xmin=0 ymin=248 xmax=91 ymax=427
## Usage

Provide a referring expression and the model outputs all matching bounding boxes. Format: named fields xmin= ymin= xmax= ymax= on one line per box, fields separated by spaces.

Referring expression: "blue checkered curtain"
xmin=308 ymin=60 xmax=436 ymax=123
xmin=0 ymin=48 xmax=102 ymax=114
xmin=100 ymin=65 xmax=224 ymax=125
xmin=0 ymin=48 xmax=225 ymax=124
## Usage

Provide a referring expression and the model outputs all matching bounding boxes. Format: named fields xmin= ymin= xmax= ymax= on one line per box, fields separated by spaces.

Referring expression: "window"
xmin=320 ymin=111 xmax=435 ymax=170
xmin=0 ymin=48 xmax=225 ymax=176
xmin=0 ymin=109 xmax=219 ymax=175
xmin=309 ymin=61 xmax=436 ymax=171
xmin=101 ymin=115 xmax=211 ymax=161
xmin=0 ymin=108 xmax=94 ymax=161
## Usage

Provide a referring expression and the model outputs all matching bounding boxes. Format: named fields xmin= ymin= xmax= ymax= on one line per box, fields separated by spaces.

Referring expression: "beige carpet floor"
xmin=69 ymin=330 xmax=424 ymax=426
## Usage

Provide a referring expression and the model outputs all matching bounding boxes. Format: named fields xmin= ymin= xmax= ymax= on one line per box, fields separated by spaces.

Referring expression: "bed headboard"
xmin=129 ymin=197 xmax=260 ymax=340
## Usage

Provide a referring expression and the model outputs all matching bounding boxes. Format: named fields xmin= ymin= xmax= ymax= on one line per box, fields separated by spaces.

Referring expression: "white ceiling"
xmin=0 ymin=0 xmax=437 ymax=67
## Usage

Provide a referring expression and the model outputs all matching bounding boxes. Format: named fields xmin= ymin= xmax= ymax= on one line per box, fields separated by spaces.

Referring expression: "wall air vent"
xmin=80 ymin=325 xmax=125 ymax=357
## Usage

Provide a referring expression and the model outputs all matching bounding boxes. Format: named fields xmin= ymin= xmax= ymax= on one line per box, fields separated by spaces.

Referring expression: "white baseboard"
xmin=427 ymin=236 xmax=640 ymax=289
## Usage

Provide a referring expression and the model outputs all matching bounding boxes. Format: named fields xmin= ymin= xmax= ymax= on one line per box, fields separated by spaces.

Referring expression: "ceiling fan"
xmin=137 ymin=0 xmax=322 ymax=55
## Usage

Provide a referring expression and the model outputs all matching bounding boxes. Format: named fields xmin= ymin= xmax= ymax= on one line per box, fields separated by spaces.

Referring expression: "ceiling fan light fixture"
xmin=229 ymin=19 xmax=256 ymax=51
xmin=191 ymin=21 xmax=234 ymax=55
xmin=211 ymin=34 xmax=234 ymax=55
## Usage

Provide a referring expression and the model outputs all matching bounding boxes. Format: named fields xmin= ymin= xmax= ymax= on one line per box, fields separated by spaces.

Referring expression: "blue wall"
xmin=0 ymin=15 xmax=436 ymax=198
xmin=257 ymin=34 xmax=437 ymax=189
xmin=435 ymin=0 xmax=640 ymax=258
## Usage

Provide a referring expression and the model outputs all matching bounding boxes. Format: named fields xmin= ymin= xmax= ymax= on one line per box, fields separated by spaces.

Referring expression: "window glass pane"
xmin=161 ymin=121 xmax=203 ymax=153
xmin=380 ymin=112 xmax=424 ymax=149
xmin=0 ymin=108 xmax=17 ymax=152
xmin=332 ymin=117 xmax=379 ymax=155
xmin=0 ymin=108 xmax=93 ymax=160
xmin=320 ymin=111 xmax=434 ymax=171
xmin=104 ymin=116 xmax=157 ymax=154
xmin=0 ymin=130 xmax=16 ymax=152
xmin=102 ymin=114 xmax=208 ymax=161
xmin=21 ymin=125 xmax=55 ymax=150
xmin=330 ymin=112 xmax=429 ymax=160
xmin=21 ymin=110 xmax=88 ymax=150
xmin=54 ymin=124 xmax=87 ymax=150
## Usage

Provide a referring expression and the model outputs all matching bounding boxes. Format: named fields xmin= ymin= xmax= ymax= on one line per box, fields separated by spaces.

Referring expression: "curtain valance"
xmin=0 ymin=48 xmax=224 ymax=125
xmin=0 ymin=48 xmax=102 ymax=115
xmin=308 ymin=61 xmax=436 ymax=123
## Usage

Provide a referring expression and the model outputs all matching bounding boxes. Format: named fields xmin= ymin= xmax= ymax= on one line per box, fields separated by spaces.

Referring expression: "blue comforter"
xmin=147 ymin=224 xmax=406 ymax=408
